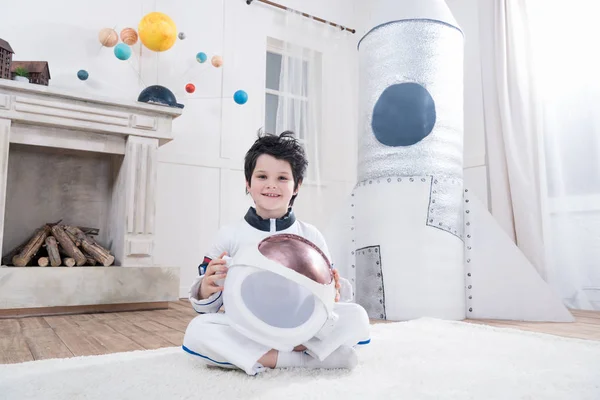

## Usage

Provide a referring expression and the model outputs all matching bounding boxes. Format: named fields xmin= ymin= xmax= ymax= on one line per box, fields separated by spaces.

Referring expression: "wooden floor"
xmin=465 ymin=309 xmax=600 ymax=341
xmin=1 ymin=301 xmax=599 ymax=364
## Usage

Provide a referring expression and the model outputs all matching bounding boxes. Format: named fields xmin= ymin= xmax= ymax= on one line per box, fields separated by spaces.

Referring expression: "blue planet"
xmin=77 ymin=70 xmax=89 ymax=81
xmin=196 ymin=52 xmax=207 ymax=63
xmin=233 ymin=90 xmax=248 ymax=105
xmin=114 ymin=43 xmax=132 ymax=61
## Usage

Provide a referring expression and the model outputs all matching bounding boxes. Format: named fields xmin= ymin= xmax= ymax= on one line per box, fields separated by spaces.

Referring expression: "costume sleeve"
xmin=197 ymin=225 xmax=233 ymax=275
xmin=188 ymin=275 xmax=224 ymax=314
xmin=188 ymin=225 xmax=233 ymax=313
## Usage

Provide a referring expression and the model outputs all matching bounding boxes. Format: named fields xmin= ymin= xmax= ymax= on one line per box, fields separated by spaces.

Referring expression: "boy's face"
xmin=246 ymin=154 xmax=299 ymax=219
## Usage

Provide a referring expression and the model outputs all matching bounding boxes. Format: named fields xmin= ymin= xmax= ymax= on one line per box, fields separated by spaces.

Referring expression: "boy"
xmin=183 ymin=131 xmax=370 ymax=375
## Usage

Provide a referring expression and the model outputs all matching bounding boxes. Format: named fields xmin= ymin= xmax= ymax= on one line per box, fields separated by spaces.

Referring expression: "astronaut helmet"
xmin=222 ymin=234 xmax=338 ymax=351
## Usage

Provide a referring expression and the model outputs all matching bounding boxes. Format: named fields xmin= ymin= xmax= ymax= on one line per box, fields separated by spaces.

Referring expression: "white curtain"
xmin=480 ymin=0 xmax=600 ymax=310
xmin=275 ymin=10 xmax=323 ymax=185
xmin=478 ymin=0 xmax=547 ymax=275
xmin=526 ymin=0 xmax=600 ymax=310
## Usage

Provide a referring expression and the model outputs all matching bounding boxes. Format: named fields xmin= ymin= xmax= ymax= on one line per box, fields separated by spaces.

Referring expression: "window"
xmin=264 ymin=39 xmax=313 ymax=150
xmin=264 ymin=38 xmax=322 ymax=182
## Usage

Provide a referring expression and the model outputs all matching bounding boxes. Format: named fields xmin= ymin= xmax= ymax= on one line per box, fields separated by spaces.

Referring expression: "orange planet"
xmin=98 ymin=28 xmax=118 ymax=47
xmin=211 ymin=55 xmax=223 ymax=68
xmin=120 ymin=28 xmax=138 ymax=45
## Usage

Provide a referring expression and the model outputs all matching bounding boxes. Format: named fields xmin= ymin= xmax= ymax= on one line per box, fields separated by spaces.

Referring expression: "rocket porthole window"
xmin=371 ymin=82 xmax=436 ymax=147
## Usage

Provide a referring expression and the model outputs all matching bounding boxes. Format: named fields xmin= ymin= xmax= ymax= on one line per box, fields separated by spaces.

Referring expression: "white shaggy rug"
xmin=2 ymin=319 xmax=599 ymax=400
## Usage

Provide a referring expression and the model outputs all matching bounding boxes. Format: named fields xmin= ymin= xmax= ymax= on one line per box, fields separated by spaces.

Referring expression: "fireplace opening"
xmin=1 ymin=143 xmax=123 ymax=267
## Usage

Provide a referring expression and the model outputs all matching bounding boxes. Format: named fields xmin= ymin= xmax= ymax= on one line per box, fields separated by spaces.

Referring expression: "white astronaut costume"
xmin=183 ymin=207 xmax=371 ymax=375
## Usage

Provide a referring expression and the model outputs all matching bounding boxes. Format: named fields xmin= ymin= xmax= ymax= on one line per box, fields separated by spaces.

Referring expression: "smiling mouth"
xmin=262 ymin=193 xmax=281 ymax=198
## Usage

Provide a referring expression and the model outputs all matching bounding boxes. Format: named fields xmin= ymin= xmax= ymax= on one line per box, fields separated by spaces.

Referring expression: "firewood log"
xmin=85 ymin=234 xmax=98 ymax=245
xmin=51 ymin=225 xmax=86 ymax=266
xmin=82 ymin=241 xmax=114 ymax=266
xmin=57 ymin=246 xmax=76 ymax=267
xmin=2 ymin=236 xmax=31 ymax=265
xmin=63 ymin=257 xmax=76 ymax=267
xmin=59 ymin=229 xmax=99 ymax=266
xmin=37 ymin=257 xmax=49 ymax=267
xmin=64 ymin=229 xmax=81 ymax=247
xmin=45 ymin=236 xmax=61 ymax=267
xmin=79 ymin=226 xmax=100 ymax=236
xmin=85 ymin=256 xmax=97 ymax=266
xmin=45 ymin=222 xmax=98 ymax=237
xmin=64 ymin=226 xmax=114 ymax=266
xmin=81 ymin=249 xmax=97 ymax=266
xmin=68 ymin=246 xmax=96 ymax=266
xmin=33 ymin=245 xmax=49 ymax=266
xmin=12 ymin=225 xmax=52 ymax=267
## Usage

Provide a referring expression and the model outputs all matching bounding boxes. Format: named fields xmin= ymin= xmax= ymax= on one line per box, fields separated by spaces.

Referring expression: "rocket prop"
xmin=338 ymin=0 xmax=573 ymax=323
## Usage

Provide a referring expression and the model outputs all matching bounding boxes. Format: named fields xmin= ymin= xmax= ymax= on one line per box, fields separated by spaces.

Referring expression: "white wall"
xmin=2 ymin=0 xmax=486 ymax=298
xmin=1 ymin=0 xmax=360 ymax=297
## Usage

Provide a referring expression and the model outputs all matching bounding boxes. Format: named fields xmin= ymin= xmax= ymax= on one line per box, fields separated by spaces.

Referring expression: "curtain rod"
xmin=245 ymin=0 xmax=356 ymax=34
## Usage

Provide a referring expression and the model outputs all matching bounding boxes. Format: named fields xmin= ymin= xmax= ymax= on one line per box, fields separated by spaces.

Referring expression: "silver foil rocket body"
xmin=358 ymin=20 xmax=464 ymax=237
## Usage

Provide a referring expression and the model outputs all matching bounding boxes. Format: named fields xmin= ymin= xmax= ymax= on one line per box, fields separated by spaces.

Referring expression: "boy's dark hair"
xmin=244 ymin=131 xmax=308 ymax=206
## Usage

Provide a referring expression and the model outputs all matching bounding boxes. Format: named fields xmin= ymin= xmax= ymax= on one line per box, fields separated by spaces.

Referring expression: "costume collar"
xmin=244 ymin=207 xmax=296 ymax=232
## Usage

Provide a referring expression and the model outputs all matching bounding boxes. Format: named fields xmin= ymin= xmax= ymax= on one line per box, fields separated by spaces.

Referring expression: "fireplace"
xmin=0 ymin=80 xmax=182 ymax=317
xmin=3 ymin=144 xmax=119 ymax=267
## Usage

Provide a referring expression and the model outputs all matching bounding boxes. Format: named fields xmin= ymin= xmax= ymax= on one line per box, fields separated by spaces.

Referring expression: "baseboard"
xmin=0 ymin=301 xmax=170 ymax=319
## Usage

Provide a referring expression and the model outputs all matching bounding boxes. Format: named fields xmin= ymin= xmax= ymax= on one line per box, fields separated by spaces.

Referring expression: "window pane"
xmin=265 ymin=93 xmax=279 ymax=134
xmin=266 ymin=52 xmax=282 ymax=91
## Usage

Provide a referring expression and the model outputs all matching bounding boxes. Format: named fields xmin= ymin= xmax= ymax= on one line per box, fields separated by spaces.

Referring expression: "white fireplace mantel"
xmin=0 ymin=79 xmax=182 ymax=152
xmin=0 ymin=80 xmax=183 ymax=315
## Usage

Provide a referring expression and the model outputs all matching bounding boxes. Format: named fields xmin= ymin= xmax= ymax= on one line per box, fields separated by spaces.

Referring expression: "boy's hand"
xmin=199 ymin=251 xmax=228 ymax=300
xmin=333 ymin=269 xmax=341 ymax=302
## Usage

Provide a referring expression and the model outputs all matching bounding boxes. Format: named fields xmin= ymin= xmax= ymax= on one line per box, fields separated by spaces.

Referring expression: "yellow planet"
xmin=138 ymin=12 xmax=177 ymax=52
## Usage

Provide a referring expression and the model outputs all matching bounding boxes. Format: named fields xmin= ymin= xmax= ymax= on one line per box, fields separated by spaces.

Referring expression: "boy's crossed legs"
xmin=183 ymin=302 xmax=370 ymax=375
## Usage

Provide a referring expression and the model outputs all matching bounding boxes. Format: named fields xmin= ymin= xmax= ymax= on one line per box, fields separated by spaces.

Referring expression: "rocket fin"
xmin=464 ymin=189 xmax=574 ymax=322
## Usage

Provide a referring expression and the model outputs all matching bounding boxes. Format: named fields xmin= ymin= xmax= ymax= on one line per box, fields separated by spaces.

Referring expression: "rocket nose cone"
xmin=358 ymin=0 xmax=461 ymax=45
